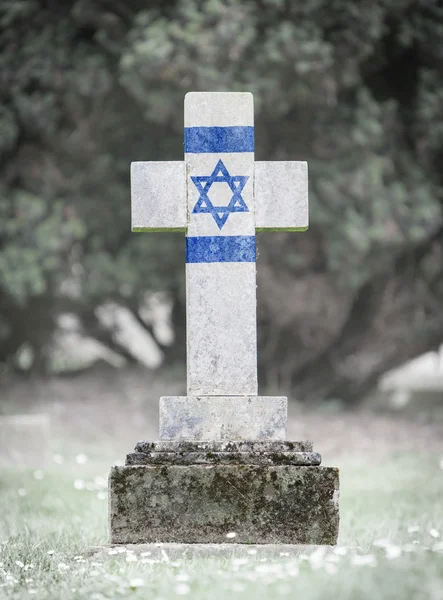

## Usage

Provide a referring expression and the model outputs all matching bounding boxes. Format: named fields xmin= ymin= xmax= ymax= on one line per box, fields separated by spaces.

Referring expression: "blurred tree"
xmin=0 ymin=0 xmax=442 ymax=402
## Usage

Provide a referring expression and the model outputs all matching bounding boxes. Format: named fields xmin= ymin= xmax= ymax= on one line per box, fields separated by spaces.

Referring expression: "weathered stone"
xmin=109 ymin=465 xmax=339 ymax=545
xmin=135 ymin=440 xmax=314 ymax=453
xmin=255 ymin=161 xmax=309 ymax=231
xmin=131 ymin=161 xmax=186 ymax=231
xmin=159 ymin=396 xmax=287 ymax=441
xmin=126 ymin=451 xmax=321 ymax=466
xmin=186 ymin=262 xmax=257 ymax=395
xmin=129 ymin=89 xmax=310 ymax=426
xmin=114 ymin=91 xmax=339 ymax=546
xmin=185 ymin=92 xmax=257 ymax=396
xmin=184 ymin=91 xmax=254 ymax=129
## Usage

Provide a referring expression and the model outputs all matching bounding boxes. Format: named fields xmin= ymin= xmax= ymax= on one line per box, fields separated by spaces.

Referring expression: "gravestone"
xmin=109 ymin=92 xmax=339 ymax=544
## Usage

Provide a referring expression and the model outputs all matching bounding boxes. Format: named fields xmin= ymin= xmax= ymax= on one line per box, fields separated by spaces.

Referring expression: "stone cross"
xmin=131 ymin=92 xmax=308 ymax=441
xmin=110 ymin=92 xmax=338 ymax=546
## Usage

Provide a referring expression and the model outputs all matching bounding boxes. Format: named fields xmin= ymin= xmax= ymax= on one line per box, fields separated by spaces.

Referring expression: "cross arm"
xmin=254 ymin=161 xmax=308 ymax=231
xmin=131 ymin=161 xmax=187 ymax=232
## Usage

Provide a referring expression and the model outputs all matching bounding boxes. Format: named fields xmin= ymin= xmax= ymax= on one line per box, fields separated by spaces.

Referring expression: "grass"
xmin=1 ymin=369 xmax=443 ymax=599
xmin=1 ymin=451 xmax=442 ymax=599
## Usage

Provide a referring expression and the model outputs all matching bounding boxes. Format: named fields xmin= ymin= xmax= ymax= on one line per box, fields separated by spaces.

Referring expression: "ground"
xmin=0 ymin=367 xmax=443 ymax=599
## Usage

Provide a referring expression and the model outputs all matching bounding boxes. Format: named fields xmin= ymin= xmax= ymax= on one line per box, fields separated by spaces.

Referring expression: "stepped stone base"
xmin=109 ymin=442 xmax=339 ymax=545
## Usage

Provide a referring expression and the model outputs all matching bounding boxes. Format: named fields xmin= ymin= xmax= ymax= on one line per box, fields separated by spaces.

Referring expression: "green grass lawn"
xmin=1 ymin=451 xmax=442 ymax=600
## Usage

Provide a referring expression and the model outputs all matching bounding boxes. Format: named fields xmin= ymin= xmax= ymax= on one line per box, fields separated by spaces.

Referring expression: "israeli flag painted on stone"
xmin=185 ymin=93 xmax=256 ymax=262
xmin=184 ymin=92 xmax=258 ymax=395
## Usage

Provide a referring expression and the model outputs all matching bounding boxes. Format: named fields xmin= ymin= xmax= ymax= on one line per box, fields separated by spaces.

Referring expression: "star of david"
xmin=191 ymin=159 xmax=249 ymax=229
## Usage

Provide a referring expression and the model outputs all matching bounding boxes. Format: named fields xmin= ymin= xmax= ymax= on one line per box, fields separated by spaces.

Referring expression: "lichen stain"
xmin=109 ymin=465 xmax=339 ymax=545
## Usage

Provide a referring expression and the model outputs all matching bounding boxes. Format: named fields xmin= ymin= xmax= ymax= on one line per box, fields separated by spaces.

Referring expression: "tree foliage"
xmin=1 ymin=0 xmax=443 ymax=401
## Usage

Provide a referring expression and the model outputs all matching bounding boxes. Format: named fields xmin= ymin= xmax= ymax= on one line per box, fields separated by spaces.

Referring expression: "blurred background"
xmin=1 ymin=7 xmax=443 ymax=596
xmin=1 ymin=0 xmax=443 ymax=433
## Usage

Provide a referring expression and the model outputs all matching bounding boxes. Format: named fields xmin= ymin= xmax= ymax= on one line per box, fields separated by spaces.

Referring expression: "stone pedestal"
xmin=160 ymin=396 xmax=287 ymax=440
xmin=109 ymin=441 xmax=339 ymax=545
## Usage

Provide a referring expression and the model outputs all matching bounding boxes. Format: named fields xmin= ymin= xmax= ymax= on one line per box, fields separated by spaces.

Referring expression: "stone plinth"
xmin=160 ymin=396 xmax=287 ymax=440
xmin=109 ymin=441 xmax=339 ymax=545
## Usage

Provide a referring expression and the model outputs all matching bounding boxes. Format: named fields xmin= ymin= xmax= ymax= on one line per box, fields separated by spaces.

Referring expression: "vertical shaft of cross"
xmin=185 ymin=93 xmax=258 ymax=396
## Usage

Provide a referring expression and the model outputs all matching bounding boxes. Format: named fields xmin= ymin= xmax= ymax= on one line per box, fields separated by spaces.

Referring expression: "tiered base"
xmin=109 ymin=441 xmax=339 ymax=545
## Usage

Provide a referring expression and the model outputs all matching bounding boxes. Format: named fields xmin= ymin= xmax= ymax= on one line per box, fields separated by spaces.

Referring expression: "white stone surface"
xmin=185 ymin=92 xmax=254 ymax=127
xmin=186 ymin=153 xmax=255 ymax=237
xmin=159 ymin=396 xmax=287 ymax=441
xmin=130 ymin=92 xmax=309 ymax=434
xmin=185 ymin=92 xmax=257 ymax=396
xmin=131 ymin=161 xmax=186 ymax=231
xmin=187 ymin=262 xmax=257 ymax=395
xmin=255 ymin=161 xmax=308 ymax=230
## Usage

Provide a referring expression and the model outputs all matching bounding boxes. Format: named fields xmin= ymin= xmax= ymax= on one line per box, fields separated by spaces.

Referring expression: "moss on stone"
xmin=109 ymin=465 xmax=339 ymax=545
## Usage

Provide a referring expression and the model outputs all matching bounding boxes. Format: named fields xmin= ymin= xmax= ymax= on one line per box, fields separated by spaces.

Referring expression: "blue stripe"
xmin=185 ymin=126 xmax=254 ymax=153
xmin=186 ymin=235 xmax=256 ymax=263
